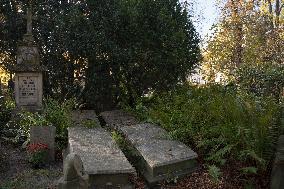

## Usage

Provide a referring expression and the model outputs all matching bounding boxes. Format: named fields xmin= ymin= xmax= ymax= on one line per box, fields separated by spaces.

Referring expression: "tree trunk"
xmin=230 ymin=0 xmax=243 ymax=67
xmin=275 ymin=0 xmax=280 ymax=28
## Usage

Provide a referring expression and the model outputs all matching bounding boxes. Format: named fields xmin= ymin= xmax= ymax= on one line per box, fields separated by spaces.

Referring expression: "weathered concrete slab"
xmin=119 ymin=123 xmax=198 ymax=185
xmin=271 ymin=135 xmax=284 ymax=189
xmin=100 ymin=110 xmax=139 ymax=129
xmin=68 ymin=126 xmax=135 ymax=188
xmin=71 ymin=110 xmax=100 ymax=127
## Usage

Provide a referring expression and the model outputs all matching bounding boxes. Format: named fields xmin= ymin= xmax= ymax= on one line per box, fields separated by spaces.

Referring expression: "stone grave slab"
xmin=71 ymin=110 xmax=100 ymax=127
xmin=119 ymin=123 xmax=198 ymax=185
xmin=68 ymin=126 xmax=135 ymax=188
xmin=100 ymin=110 xmax=139 ymax=129
xmin=30 ymin=126 xmax=56 ymax=162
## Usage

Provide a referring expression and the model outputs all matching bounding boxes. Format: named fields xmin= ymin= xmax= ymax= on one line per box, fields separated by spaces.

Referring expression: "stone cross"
xmin=24 ymin=5 xmax=36 ymax=35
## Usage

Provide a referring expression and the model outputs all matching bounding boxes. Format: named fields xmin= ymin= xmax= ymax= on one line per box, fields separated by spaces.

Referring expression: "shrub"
xmin=17 ymin=98 xmax=74 ymax=149
xmin=82 ymin=120 xmax=99 ymax=129
xmin=19 ymin=112 xmax=50 ymax=138
xmin=44 ymin=98 xmax=74 ymax=136
xmin=236 ymin=63 xmax=284 ymax=101
xmin=0 ymin=95 xmax=15 ymax=130
xmin=129 ymin=84 xmax=282 ymax=172
xmin=208 ymin=165 xmax=221 ymax=182
xmin=43 ymin=98 xmax=75 ymax=149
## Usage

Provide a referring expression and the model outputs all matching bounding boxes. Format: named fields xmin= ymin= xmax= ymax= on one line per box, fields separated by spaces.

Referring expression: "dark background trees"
xmin=0 ymin=0 xmax=201 ymax=111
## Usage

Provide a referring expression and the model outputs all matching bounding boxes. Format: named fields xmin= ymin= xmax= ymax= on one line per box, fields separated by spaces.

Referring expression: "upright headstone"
xmin=30 ymin=126 xmax=56 ymax=162
xmin=13 ymin=6 xmax=46 ymax=112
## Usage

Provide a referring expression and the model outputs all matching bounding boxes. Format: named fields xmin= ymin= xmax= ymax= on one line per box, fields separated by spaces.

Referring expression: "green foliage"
xmin=0 ymin=95 xmax=15 ymax=129
xmin=111 ymin=131 xmax=127 ymax=150
xmin=43 ymin=98 xmax=74 ymax=149
xmin=43 ymin=98 xmax=74 ymax=137
xmin=208 ymin=165 xmax=221 ymax=182
xmin=237 ymin=63 xmax=284 ymax=101
xmin=19 ymin=112 xmax=50 ymax=138
xmin=0 ymin=0 xmax=200 ymax=110
xmin=82 ymin=120 xmax=99 ymax=129
xmin=111 ymin=131 xmax=144 ymax=170
xmin=15 ymin=98 xmax=74 ymax=148
xmin=241 ymin=167 xmax=258 ymax=175
xmin=129 ymin=84 xmax=282 ymax=172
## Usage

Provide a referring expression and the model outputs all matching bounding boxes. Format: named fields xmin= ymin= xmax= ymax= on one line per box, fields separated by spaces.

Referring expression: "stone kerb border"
xmin=57 ymin=153 xmax=89 ymax=189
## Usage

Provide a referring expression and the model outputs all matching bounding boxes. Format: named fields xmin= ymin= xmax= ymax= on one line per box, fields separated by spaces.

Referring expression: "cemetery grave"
xmin=0 ymin=1 xmax=283 ymax=189
xmin=67 ymin=110 xmax=135 ymax=189
xmin=100 ymin=111 xmax=199 ymax=186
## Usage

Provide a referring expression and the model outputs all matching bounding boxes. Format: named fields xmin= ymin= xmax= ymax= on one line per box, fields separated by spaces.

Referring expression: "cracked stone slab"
xmin=100 ymin=110 xmax=139 ymax=129
xmin=119 ymin=123 xmax=198 ymax=184
xmin=68 ymin=126 xmax=135 ymax=188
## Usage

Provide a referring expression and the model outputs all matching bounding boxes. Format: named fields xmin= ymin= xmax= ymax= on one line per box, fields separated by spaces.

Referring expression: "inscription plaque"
xmin=19 ymin=76 xmax=38 ymax=105
xmin=15 ymin=73 xmax=43 ymax=110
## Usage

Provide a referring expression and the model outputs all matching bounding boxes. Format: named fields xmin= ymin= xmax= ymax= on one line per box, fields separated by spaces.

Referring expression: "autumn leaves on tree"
xmin=203 ymin=0 xmax=284 ymax=83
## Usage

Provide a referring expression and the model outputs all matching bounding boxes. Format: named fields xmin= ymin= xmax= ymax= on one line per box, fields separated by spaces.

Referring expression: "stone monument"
xmin=13 ymin=6 xmax=45 ymax=112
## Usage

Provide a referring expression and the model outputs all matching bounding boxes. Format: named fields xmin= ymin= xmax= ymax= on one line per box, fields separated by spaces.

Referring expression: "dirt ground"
xmin=0 ymin=139 xmax=62 ymax=189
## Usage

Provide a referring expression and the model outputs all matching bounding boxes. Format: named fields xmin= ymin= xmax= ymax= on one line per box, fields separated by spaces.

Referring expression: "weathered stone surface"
xmin=30 ymin=126 xmax=56 ymax=161
xmin=14 ymin=72 xmax=43 ymax=111
xmin=68 ymin=126 xmax=135 ymax=188
xmin=14 ymin=7 xmax=45 ymax=112
xmin=119 ymin=123 xmax=198 ymax=184
xmin=57 ymin=153 xmax=89 ymax=189
xmin=271 ymin=135 xmax=284 ymax=189
xmin=100 ymin=110 xmax=139 ymax=129
xmin=71 ymin=110 xmax=100 ymax=127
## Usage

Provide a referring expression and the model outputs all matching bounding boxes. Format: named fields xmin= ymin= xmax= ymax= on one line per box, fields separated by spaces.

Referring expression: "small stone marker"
xmin=57 ymin=153 xmax=89 ymax=189
xmin=271 ymin=135 xmax=284 ymax=189
xmin=30 ymin=126 xmax=56 ymax=162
